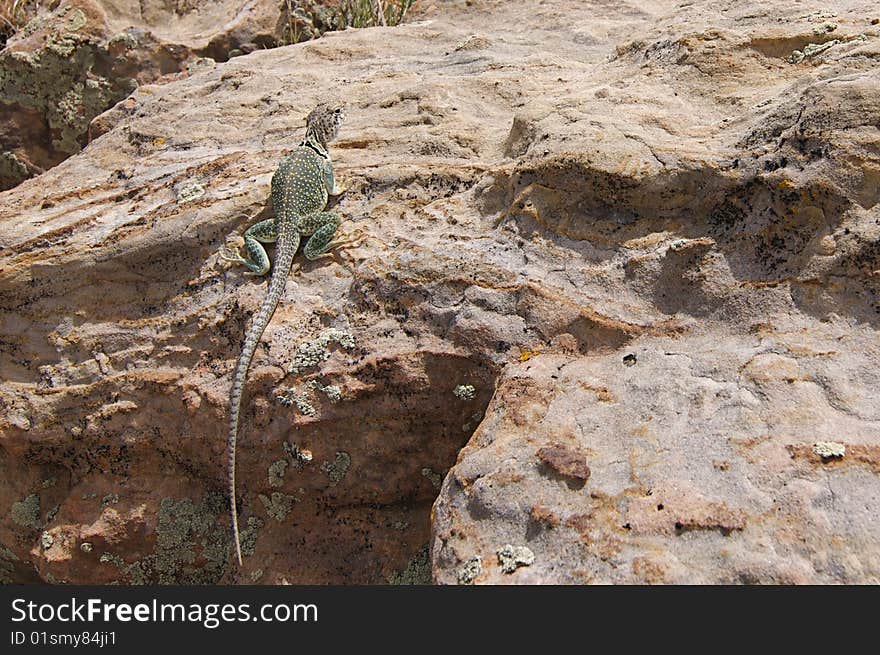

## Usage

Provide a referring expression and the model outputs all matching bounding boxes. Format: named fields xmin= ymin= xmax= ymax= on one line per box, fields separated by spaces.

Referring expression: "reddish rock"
xmin=1 ymin=0 xmax=878 ymax=585
xmin=537 ymin=444 xmax=592 ymax=487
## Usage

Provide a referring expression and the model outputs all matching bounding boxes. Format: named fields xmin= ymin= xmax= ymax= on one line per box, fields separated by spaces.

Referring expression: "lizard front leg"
xmin=323 ymin=158 xmax=348 ymax=196
xmin=219 ymin=218 xmax=277 ymax=276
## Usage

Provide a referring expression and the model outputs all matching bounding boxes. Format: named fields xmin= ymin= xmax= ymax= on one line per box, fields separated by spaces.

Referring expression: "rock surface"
xmin=0 ymin=0 xmax=878 ymax=584
xmin=0 ymin=0 xmax=293 ymax=191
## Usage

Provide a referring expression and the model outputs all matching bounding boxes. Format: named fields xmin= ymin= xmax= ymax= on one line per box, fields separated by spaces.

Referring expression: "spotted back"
xmin=304 ymin=103 xmax=345 ymax=149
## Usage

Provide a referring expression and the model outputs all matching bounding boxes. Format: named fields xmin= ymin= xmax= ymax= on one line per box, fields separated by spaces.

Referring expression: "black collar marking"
xmin=302 ymin=140 xmax=329 ymax=159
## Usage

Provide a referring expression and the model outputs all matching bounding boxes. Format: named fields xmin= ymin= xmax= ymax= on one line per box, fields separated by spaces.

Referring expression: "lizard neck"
xmin=301 ymin=131 xmax=329 ymax=158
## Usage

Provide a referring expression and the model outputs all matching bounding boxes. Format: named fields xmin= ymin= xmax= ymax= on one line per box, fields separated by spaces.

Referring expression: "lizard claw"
xmin=329 ymin=228 xmax=367 ymax=251
xmin=218 ymin=245 xmax=246 ymax=265
xmin=322 ymin=236 xmax=367 ymax=268
xmin=330 ymin=178 xmax=350 ymax=196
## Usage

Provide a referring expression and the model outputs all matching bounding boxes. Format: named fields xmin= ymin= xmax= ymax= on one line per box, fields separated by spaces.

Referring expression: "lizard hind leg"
xmin=301 ymin=211 xmax=344 ymax=260
xmin=219 ymin=219 xmax=277 ymax=276
xmin=301 ymin=211 xmax=367 ymax=261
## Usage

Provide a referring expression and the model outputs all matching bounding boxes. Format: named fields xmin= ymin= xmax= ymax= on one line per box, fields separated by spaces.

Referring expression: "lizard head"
xmin=304 ymin=103 xmax=345 ymax=149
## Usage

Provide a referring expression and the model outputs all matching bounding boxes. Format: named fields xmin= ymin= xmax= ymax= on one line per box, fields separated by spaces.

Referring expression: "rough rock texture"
xmin=0 ymin=0 xmax=291 ymax=191
xmin=1 ymin=0 xmax=878 ymax=584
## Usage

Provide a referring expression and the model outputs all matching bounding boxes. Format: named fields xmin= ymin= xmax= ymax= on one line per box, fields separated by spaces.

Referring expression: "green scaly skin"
xmin=221 ymin=104 xmax=349 ymax=566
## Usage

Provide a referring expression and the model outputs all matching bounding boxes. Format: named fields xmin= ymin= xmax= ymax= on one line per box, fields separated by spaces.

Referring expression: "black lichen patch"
xmin=708 ymin=178 xmax=848 ymax=279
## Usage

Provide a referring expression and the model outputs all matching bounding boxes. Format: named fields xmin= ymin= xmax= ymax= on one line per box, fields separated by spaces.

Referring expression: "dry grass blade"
xmin=0 ymin=0 xmax=40 ymax=47
xmin=280 ymin=0 xmax=413 ymax=46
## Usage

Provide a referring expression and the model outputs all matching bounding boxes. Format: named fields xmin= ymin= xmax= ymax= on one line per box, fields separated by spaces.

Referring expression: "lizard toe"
xmin=218 ymin=246 xmax=245 ymax=264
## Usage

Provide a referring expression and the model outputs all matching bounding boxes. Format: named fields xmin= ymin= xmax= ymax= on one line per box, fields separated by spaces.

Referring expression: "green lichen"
xmin=67 ymin=9 xmax=87 ymax=31
xmin=152 ymin=493 xmax=229 ymax=582
xmin=421 ymin=467 xmax=443 ymax=489
xmin=99 ymin=493 xmax=231 ymax=584
xmin=123 ymin=560 xmax=148 ymax=585
xmin=289 ymin=328 xmax=356 ymax=374
xmin=321 ymin=451 xmax=351 ymax=486
xmin=804 ymin=40 xmax=839 ymax=57
xmin=279 ymin=379 xmax=344 ymax=414
xmin=258 ymin=492 xmax=299 ymax=522
xmin=40 ymin=531 xmax=54 ymax=550
xmin=789 ymin=39 xmax=840 ymax=63
xmin=268 ymin=459 xmax=288 ymax=488
xmin=0 ymin=544 xmax=18 ymax=584
xmin=457 ymin=556 xmax=482 ymax=585
xmin=496 ymin=544 xmax=535 ymax=574
xmin=101 ymin=493 xmax=119 ymax=506
xmin=99 ymin=552 xmax=124 ymax=566
xmin=453 ymin=384 xmax=476 ymax=400
xmin=388 ymin=546 xmax=432 ymax=585
xmin=0 ymin=13 xmax=135 ymax=167
xmin=321 ymin=384 xmax=342 ymax=402
xmin=108 ymin=31 xmax=139 ymax=48
xmin=0 ymin=151 xmax=29 ymax=188
xmin=0 ymin=44 xmax=122 ymax=155
xmin=11 ymin=494 xmax=41 ymax=529
xmin=295 ymin=396 xmax=316 ymax=416
xmin=240 ymin=516 xmax=263 ymax=557
xmin=813 ymin=441 xmax=846 ymax=459
xmin=277 ymin=387 xmax=317 ymax=415
xmin=41 ymin=477 xmax=57 ymax=489
xmin=176 ymin=182 xmax=205 ymax=204
xmin=812 ymin=22 xmax=837 ymax=35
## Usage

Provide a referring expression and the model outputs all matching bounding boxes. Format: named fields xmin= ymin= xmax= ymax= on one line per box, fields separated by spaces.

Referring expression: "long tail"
xmin=228 ymin=229 xmax=300 ymax=566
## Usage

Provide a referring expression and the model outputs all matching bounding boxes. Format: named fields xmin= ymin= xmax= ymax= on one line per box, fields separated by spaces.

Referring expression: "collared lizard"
xmin=219 ymin=103 xmax=355 ymax=566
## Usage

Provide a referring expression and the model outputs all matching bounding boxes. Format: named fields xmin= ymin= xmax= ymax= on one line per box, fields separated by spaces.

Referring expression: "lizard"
xmin=219 ymin=102 xmax=354 ymax=566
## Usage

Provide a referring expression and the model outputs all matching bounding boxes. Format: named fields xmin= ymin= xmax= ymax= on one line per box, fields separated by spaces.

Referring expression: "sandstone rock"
xmin=0 ymin=0 xmax=288 ymax=191
xmin=432 ymin=329 xmax=880 ymax=584
xmin=0 ymin=1 xmax=413 ymax=191
xmin=0 ymin=0 xmax=878 ymax=584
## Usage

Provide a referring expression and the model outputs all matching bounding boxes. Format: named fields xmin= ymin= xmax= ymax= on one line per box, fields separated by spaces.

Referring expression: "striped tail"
xmin=228 ymin=229 xmax=300 ymax=566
